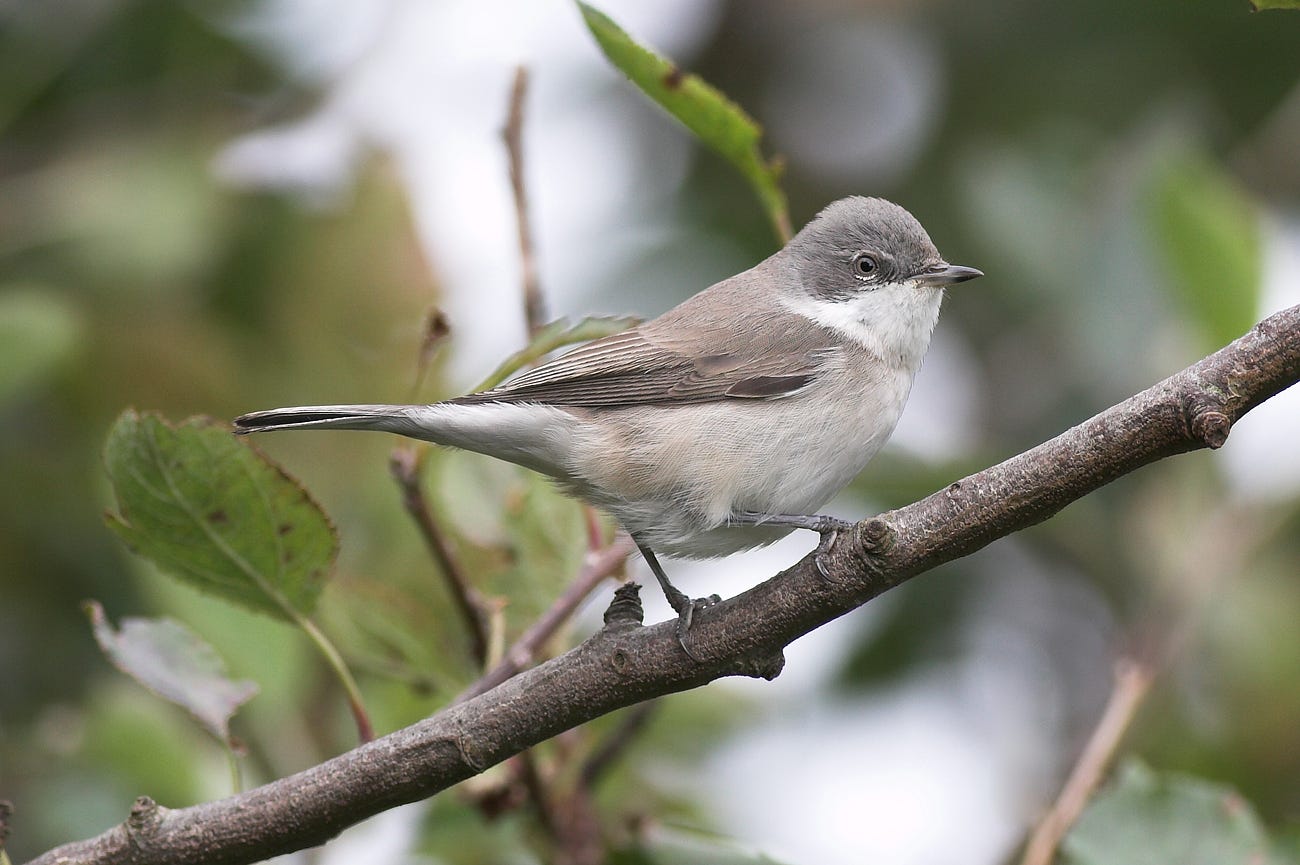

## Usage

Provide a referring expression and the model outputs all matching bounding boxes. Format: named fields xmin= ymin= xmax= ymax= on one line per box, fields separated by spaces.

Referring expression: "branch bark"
xmin=26 ymin=304 xmax=1300 ymax=865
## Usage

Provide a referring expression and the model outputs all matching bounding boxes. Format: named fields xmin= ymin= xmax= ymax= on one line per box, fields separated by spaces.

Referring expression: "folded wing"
xmin=452 ymin=329 xmax=831 ymax=408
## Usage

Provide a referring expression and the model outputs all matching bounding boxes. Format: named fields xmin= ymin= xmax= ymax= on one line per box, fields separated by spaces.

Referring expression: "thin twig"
xmin=390 ymin=447 xmax=492 ymax=665
xmin=1018 ymin=500 xmax=1268 ymax=865
xmin=460 ymin=534 xmax=633 ymax=702
xmin=409 ymin=307 xmax=451 ymax=401
xmin=503 ymin=65 xmax=546 ymax=337
xmin=513 ymin=753 xmax=558 ymax=838
xmin=1019 ymin=658 xmax=1155 ymax=865
xmin=578 ymin=701 xmax=659 ymax=790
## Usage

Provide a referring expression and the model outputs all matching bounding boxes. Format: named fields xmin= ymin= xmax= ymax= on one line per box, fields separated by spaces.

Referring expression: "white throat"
xmin=781 ymin=282 xmax=943 ymax=369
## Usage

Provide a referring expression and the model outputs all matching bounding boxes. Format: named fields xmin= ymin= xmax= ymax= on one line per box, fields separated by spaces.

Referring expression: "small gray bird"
xmin=235 ymin=197 xmax=981 ymax=654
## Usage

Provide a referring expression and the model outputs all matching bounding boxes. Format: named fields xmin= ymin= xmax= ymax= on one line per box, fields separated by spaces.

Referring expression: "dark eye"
xmin=853 ymin=253 xmax=878 ymax=277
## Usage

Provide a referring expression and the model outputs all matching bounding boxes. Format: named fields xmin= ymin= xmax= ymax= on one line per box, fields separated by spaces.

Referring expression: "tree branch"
xmin=390 ymin=446 xmax=493 ymax=664
xmin=503 ymin=65 xmax=546 ymax=337
xmin=459 ymin=534 xmax=633 ymax=702
xmin=1019 ymin=657 xmax=1155 ymax=865
xmin=26 ymin=304 xmax=1300 ymax=865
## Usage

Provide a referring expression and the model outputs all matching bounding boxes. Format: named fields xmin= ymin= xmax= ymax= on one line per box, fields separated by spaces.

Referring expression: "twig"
xmin=578 ymin=701 xmax=659 ymax=790
xmin=503 ymin=65 xmax=546 ymax=337
xmin=26 ymin=304 xmax=1300 ymax=865
xmin=1018 ymin=500 xmax=1268 ymax=865
xmin=410 ymin=307 xmax=451 ymax=401
xmin=459 ymin=534 xmax=634 ymax=702
xmin=1019 ymin=658 xmax=1155 ymax=865
xmin=389 ymin=447 xmax=492 ymax=665
xmin=513 ymin=753 xmax=558 ymax=838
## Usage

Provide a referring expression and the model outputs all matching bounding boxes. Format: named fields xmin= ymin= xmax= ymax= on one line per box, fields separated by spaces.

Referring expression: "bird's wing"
xmin=451 ymin=328 xmax=832 ymax=408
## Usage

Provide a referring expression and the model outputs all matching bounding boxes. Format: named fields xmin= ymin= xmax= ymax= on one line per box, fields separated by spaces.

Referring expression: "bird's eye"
xmin=853 ymin=253 xmax=878 ymax=277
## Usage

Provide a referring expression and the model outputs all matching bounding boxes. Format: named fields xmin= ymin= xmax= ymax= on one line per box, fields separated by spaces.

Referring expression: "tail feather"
xmin=233 ymin=401 xmax=581 ymax=480
xmin=233 ymin=404 xmax=414 ymax=435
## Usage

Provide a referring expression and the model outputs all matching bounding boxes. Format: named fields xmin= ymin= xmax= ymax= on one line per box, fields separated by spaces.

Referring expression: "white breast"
xmin=567 ymin=346 xmax=922 ymax=558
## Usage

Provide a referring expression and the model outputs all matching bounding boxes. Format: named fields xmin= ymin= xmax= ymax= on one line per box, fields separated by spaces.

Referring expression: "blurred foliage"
xmin=1064 ymin=761 xmax=1278 ymax=865
xmin=476 ymin=315 xmax=641 ymax=392
xmin=0 ymin=0 xmax=1298 ymax=863
xmin=1147 ymin=152 xmax=1261 ymax=349
xmin=84 ymin=601 xmax=257 ymax=750
xmin=0 ymin=288 xmax=83 ymax=404
xmin=610 ymin=826 xmax=792 ymax=865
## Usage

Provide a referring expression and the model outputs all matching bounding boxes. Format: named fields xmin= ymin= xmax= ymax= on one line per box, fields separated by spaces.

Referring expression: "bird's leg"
xmin=632 ymin=537 xmax=719 ymax=663
xmin=729 ymin=510 xmax=856 ymax=580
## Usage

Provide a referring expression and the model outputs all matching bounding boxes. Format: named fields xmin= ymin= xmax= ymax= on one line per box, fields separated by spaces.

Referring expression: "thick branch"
xmin=28 ymin=305 xmax=1300 ymax=865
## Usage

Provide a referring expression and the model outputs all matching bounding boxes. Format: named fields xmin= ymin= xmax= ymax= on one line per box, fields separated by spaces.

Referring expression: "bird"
xmin=234 ymin=196 xmax=981 ymax=657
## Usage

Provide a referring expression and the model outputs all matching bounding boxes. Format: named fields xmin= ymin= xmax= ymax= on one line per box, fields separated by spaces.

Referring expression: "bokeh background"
xmin=2 ymin=0 xmax=1298 ymax=863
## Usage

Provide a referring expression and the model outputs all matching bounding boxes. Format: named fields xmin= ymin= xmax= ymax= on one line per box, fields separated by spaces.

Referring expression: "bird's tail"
xmin=233 ymin=404 xmax=421 ymax=436
xmin=233 ymin=401 xmax=576 ymax=480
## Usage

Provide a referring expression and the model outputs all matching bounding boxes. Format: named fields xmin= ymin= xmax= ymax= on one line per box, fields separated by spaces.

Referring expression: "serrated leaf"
xmin=474 ymin=314 xmax=640 ymax=392
xmin=84 ymin=600 xmax=258 ymax=745
xmin=578 ymin=3 xmax=790 ymax=241
xmin=1147 ymin=154 xmax=1261 ymax=349
xmin=1063 ymin=761 xmax=1275 ymax=865
xmin=104 ymin=410 xmax=337 ymax=621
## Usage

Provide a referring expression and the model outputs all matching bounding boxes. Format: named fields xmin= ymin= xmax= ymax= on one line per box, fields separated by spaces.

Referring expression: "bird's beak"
xmin=916 ymin=263 xmax=984 ymax=287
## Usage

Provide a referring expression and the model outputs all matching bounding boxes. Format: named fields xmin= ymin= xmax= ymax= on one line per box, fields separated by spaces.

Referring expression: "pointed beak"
xmin=916 ymin=263 xmax=984 ymax=287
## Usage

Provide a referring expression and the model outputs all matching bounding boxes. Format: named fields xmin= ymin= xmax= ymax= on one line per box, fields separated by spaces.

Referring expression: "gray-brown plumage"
xmin=234 ymin=197 xmax=982 ymax=651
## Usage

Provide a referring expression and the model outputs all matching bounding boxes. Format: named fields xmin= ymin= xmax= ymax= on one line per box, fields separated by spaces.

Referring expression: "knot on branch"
xmin=735 ymin=651 xmax=785 ymax=681
xmin=1184 ymin=390 xmax=1233 ymax=449
xmin=127 ymin=796 xmax=163 ymax=840
xmin=603 ymin=582 xmax=644 ymax=629
xmin=858 ymin=518 xmax=895 ymax=554
xmin=1190 ymin=409 xmax=1232 ymax=449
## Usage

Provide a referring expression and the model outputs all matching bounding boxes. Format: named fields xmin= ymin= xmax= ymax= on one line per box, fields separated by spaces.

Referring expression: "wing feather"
xmin=451 ymin=328 xmax=832 ymax=408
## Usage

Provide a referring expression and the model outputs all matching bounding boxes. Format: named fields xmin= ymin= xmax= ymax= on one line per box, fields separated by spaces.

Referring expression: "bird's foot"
xmin=662 ymin=584 xmax=721 ymax=663
xmin=808 ymin=517 xmax=855 ymax=581
xmin=727 ymin=510 xmax=856 ymax=581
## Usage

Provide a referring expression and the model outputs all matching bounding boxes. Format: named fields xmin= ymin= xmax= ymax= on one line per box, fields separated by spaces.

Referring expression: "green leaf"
xmin=1063 ymin=761 xmax=1275 ymax=865
xmin=84 ymin=600 xmax=258 ymax=745
xmin=1249 ymin=0 xmax=1300 ymax=10
xmin=0 ymin=286 xmax=83 ymax=404
xmin=578 ymin=2 xmax=791 ymax=242
xmin=1147 ymin=154 xmax=1261 ymax=349
xmin=104 ymin=410 xmax=338 ymax=622
xmin=474 ymin=314 xmax=640 ymax=392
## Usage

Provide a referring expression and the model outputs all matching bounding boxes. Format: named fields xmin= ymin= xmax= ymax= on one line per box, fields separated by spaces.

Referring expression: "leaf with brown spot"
xmin=103 ymin=410 xmax=338 ymax=621
xmin=578 ymin=2 xmax=790 ymax=241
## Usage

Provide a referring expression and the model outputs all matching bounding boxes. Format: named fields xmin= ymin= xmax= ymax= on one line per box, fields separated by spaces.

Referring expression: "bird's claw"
xmin=673 ymin=594 xmax=720 ymax=663
xmin=811 ymin=518 xmax=854 ymax=582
